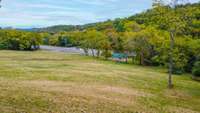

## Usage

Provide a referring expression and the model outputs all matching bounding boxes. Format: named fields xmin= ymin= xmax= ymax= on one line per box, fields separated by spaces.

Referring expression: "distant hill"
xmin=27 ymin=22 xmax=113 ymax=33
xmin=29 ymin=25 xmax=82 ymax=33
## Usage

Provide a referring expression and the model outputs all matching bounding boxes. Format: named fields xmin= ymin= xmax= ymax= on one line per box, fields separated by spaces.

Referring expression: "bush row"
xmin=0 ymin=30 xmax=42 ymax=50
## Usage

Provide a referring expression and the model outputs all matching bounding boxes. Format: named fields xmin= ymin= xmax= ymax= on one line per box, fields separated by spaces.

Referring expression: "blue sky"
xmin=0 ymin=0 xmax=199 ymax=28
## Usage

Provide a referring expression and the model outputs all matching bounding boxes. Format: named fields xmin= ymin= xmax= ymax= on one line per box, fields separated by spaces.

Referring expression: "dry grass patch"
xmin=21 ymin=80 xmax=151 ymax=105
xmin=0 ymin=50 xmax=200 ymax=113
xmin=169 ymin=107 xmax=199 ymax=113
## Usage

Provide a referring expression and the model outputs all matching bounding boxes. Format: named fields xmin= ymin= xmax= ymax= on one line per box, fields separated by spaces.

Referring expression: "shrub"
xmin=101 ymin=50 xmax=112 ymax=59
xmin=0 ymin=30 xmax=42 ymax=50
xmin=192 ymin=61 xmax=200 ymax=77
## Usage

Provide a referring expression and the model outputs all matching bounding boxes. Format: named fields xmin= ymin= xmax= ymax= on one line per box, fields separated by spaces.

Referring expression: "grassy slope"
xmin=0 ymin=50 xmax=200 ymax=113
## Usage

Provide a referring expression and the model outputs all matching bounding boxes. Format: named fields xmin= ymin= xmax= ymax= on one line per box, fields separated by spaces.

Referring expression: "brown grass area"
xmin=21 ymin=80 xmax=149 ymax=106
xmin=0 ymin=51 xmax=200 ymax=113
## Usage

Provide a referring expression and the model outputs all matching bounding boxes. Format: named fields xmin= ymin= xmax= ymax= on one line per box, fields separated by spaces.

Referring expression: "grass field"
xmin=0 ymin=50 xmax=200 ymax=113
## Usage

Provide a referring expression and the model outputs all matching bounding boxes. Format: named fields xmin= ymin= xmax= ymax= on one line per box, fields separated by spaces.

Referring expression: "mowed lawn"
xmin=0 ymin=50 xmax=200 ymax=113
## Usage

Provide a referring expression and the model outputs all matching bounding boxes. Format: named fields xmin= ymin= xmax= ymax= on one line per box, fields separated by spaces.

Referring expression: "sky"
xmin=0 ymin=0 xmax=199 ymax=28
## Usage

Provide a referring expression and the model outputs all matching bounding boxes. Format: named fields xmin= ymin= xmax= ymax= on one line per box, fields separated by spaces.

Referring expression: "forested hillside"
xmin=128 ymin=2 xmax=200 ymax=38
xmin=33 ymin=2 xmax=199 ymax=38
xmin=37 ymin=2 xmax=200 ymax=75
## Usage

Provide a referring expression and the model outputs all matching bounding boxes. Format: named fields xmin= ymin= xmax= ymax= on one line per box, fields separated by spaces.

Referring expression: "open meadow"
xmin=0 ymin=50 xmax=200 ymax=113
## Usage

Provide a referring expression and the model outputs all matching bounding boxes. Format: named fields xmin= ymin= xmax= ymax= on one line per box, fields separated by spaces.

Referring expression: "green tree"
xmin=105 ymin=29 xmax=124 ymax=53
xmin=124 ymin=21 xmax=142 ymax=32
xmin=113 ymin=19 xmax=126 ymax=32
xmin=124 ymin=27 xmax=158 ymax=65
xmin=0 ymin=30 xmax=41 ymax=50
xmin=81 ymin=30 xmax=108 ymax=57
xmin=192 ymin=61 xmax=200 ymax=77
xmin=40 ymin=32 xmax=51 ymax=45
xmin=153 ymin=0 xmax=188 ymax=88
xmin=49 ymin=34 xmax=59 ymax=46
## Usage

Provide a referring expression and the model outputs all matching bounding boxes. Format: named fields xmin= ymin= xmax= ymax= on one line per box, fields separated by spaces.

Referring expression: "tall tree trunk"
xmin=168 ymin=31 xmax=174 ymax=89
xmin=132 ymin=57 xmax=134 ymax=64
xmin=91 ymin=49 xmax=95 ymax=57
xmin=84 ymin=49 xmax=89 ymax=56
xmin=125 ymin=57 xmax=128 ymax=63
xmin=104 ymin=49 xmax=109 ymax=60
xmin=97 ymin=50 xmax=100 ymax=58
xmin=140 ymin=52 xmax=145 ymax=66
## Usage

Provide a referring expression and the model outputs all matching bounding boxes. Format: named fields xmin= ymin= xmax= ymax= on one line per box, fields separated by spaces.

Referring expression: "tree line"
xmin=39 ymin=2 xmax=200 ymax=78
xmin=0 ymin=30 xmax=42 ymax=50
